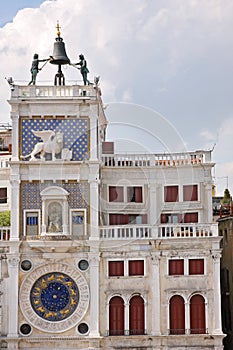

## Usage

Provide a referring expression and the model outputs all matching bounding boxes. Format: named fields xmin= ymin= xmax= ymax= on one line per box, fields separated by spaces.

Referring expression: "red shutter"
xmin=109 ymin=186 xmax=124 ymax=202
xmin=129 ymin=296 xmax=144 ymax=335
xmin=189 ymin=259 xmax=204 ymax=275
xmin=169 ymin=260 xmax=184 ymax=275
xmin=127 ymin=187 xmax=143 ymax=203
xmin=0 ymin=188 xmax=7 ymax=203
xmin=183 ymin=185 xmax=198 ymax=201
xmin=183 ymin=212 xmax=198 ymax=223
xmin=109 ymin=214 xmax=129 ymax=225
xmin=135 ymin=187 xmax=142 ymax=202
xmin=109 ymin=296 xmax=124 ymax=335
xmin=109 ymin=261 xmax=124 ymax=276
xmin=160 ymin=214 xmax=167 ymax=223
xmin=169 ymin=295 xmax=185 ymax=334
xmin=190 ymin=295 xmax=206 ymax=334
xmin=164 ymin=186 xmax=179 ymax=202
xmin=129 ymin=260 xmax=144 ymax=276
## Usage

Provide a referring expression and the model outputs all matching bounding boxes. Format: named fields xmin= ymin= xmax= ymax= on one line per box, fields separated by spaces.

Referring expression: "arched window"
xmin=190 ymin=294 xmax=206 ymax=334
xmin=169 ymin=295 xmax=185 ymax=335
xmin=109 ymin=296 xmax=124 ymax=336
xmin=129 ymin=295 xmax=145 ymax=335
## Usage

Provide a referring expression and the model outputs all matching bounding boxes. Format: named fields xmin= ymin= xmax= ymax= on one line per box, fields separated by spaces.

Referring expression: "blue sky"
xmin=0 ymin=1 xmax=45 ymax=27
xmin=1 ymin=0 xmax=233 ymax=195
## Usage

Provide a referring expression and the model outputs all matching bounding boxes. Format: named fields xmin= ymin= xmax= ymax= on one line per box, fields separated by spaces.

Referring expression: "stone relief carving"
xmin=21 ymin=129 xmax=65 ymax=161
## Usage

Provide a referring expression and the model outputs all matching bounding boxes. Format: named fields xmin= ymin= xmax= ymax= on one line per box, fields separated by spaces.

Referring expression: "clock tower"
xmin=7 ymin=28 xmax=107 ymax=349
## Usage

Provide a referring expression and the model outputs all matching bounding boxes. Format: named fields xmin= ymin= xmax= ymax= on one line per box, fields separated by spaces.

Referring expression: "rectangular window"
xmin=189 ymin=259 xmax=204 ymax=275
xmin=127 ymin=187 xmax=143 ymax=203
xmin=183 ymin=185 xmax=198 ymax=201
xmin=164 ymin=186 xmax=179 ymax=202
xmin=71 ymin=210 xmax=86 ymax=237
xmin=109 ymin=214 xmax=147 ymax=225
xmin=169 ymin=259 xmax=184 ymax=275
xmin=109 ymin=261 xmax=124 ymax=276
xmin=25 ymin=211 xmax=39 ymax=236
xmin=129 ymin=260 xmax=144 ymax=276
xmin=183 ymin=212 xmax=198 ymax=223
xmin=109 ymin=186 xmax=124 ymax=202
xmin=0 ymin=188 xmax=7 ymax=204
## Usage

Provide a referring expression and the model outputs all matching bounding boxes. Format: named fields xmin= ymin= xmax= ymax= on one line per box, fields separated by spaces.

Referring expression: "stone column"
xmin=7 ymin=257 xmax=20 ymax=338
xmin=89 ymin=167 xmax=99 ymax=239
xmin=151 ymin=253 xmax=161 ymax=335
xmin=10 ymin=174 xmax=20 ymax=241
xmin=125 ymin=299 xmax=130 ymax=335
xmin=185 ymin=300 xmax=189 ymax=334
xmin=89 ymin=254 xmax=100 ymax=337
xmin=11 ymin=113 xmax=19 ymax=161
xmin=204 ymin=183 xmax=213 ymax=223
xmin=149 ymin=183 xmax=160 ymax=225
xmin=212 ymin=252 xmax=223 ymax=334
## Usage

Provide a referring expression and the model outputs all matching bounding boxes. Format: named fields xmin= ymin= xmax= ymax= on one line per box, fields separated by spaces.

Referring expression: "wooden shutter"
xmin=129 ymin=296 xmax=144 ymax=335
xmin=189 ymin=259 xmax=204 ymax=275
xmin=183 ymin=212 xmax=198 ymax=223
xmin=109 ymin=214 xmax=129 ymax=225
xmin=109 ymin=186 xmax=124 ymax=202
xmin=108 ymin=261 xmax=124 ymax=276
xmin=164 ymin=186 xmax=179 ymax=202
xmin=169 ymin=260 xmax=184 ymax=275
xmin=129 ymin=260 xmax=144 ymax=276
xmin=127 ymin=187 xmax=142 ymax=203
xmin=169 ymin=295 xmax=185 ymax=334
xmin=190 ymin=295 xmax=206 ymax=334
xmin=183 ymin=185 xmax=198 ymax=201
xmin=109 ymin=296 xmax=124 ymax=335
xmin=0 ymin=188 xmax=7 ymax=203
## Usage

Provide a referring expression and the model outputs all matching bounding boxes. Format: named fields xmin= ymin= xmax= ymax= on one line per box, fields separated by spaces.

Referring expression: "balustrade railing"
xmin=99 ymin=223 xmax=218 ymax=240
xmin=102 ymin=150 xmax=212 ymax=168
xmin=1 ymin=223 xmax=217 ymax=241
xmin=12 ymin=85 xmax=98 ymax=99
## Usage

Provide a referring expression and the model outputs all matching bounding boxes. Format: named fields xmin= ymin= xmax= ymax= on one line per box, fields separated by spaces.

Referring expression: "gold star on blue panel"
xmin=21 ymin=118 xmax=89 ymax=161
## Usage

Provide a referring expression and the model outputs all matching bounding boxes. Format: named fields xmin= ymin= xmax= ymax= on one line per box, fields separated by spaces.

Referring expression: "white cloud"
xmin=0 ymin=0 xmax=233 ymax=195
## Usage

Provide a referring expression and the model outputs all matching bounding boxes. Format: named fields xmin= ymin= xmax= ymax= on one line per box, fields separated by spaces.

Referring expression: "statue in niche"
xmin=21 ymin=130 xmax=63 ymax=161
xmin=48 ymin=203 xmax=62 ymax=233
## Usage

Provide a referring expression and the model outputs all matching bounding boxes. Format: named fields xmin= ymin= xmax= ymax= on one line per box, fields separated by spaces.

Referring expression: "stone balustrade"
xmin=102 ymin=150 xmax=212 ymax=167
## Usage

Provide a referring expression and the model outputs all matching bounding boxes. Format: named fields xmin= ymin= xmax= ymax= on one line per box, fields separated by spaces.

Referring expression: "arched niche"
xmin=40 ymin=186 xmax=69 ymax=235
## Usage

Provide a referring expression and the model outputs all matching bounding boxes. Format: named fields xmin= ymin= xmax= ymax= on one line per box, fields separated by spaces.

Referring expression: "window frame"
xmin=69 ymin=208 xmax=87 ymax=238
xmin=183 ymin=184 xmax=198 ymax=202
xmin=108 ymin=258 xmax=146 ymax=277
xmin=108 ymin=186 xmax=124 ymax=203
xmin=168 ymin=259 xmax=184 ymax=276
xmin=128 ymin=260 xmax=144 ymax=276
xmin=188 ymin=258 xmax=205 ymax=275
xmin=23 ymin=209 xmax=41 ymax=237
xmin=108 ymin=260 xmax=125 ymax=277
xmin=164 ymin=185 xmax=179 ymax=202
xmin=0 ymin=187 xmax=7 ymax=204
xmin=108 ymin=185 xmax=144 ymax=204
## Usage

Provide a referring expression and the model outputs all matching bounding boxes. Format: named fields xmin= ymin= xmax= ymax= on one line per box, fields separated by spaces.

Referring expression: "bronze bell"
xmin=50 ymin=37 xmax=70 ymax=66
xmin=50 ymin=22 xmax=70 ymax=85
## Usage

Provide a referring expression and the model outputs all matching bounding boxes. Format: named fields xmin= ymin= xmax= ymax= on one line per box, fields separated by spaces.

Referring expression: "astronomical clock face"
xmin=30 ymin=272 xmax=79 ymax=322
xmin=20 ymin=263 xmax=89 ymax=333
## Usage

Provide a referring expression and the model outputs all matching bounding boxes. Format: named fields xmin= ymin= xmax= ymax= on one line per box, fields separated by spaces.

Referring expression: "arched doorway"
xmin=129 ymin=295 xmax=145 ymax=335
xmin=190 ymin=294 xmax=206 ymax=334
xmin=109 ymin=296 xmax=124 ymax=335
xmin=169 ymin=295 xmax=185 ymax=335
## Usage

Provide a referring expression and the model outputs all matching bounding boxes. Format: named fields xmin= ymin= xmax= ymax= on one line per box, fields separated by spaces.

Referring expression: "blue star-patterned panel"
xmin=20 ymin=117 xmax=89 ymax=161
